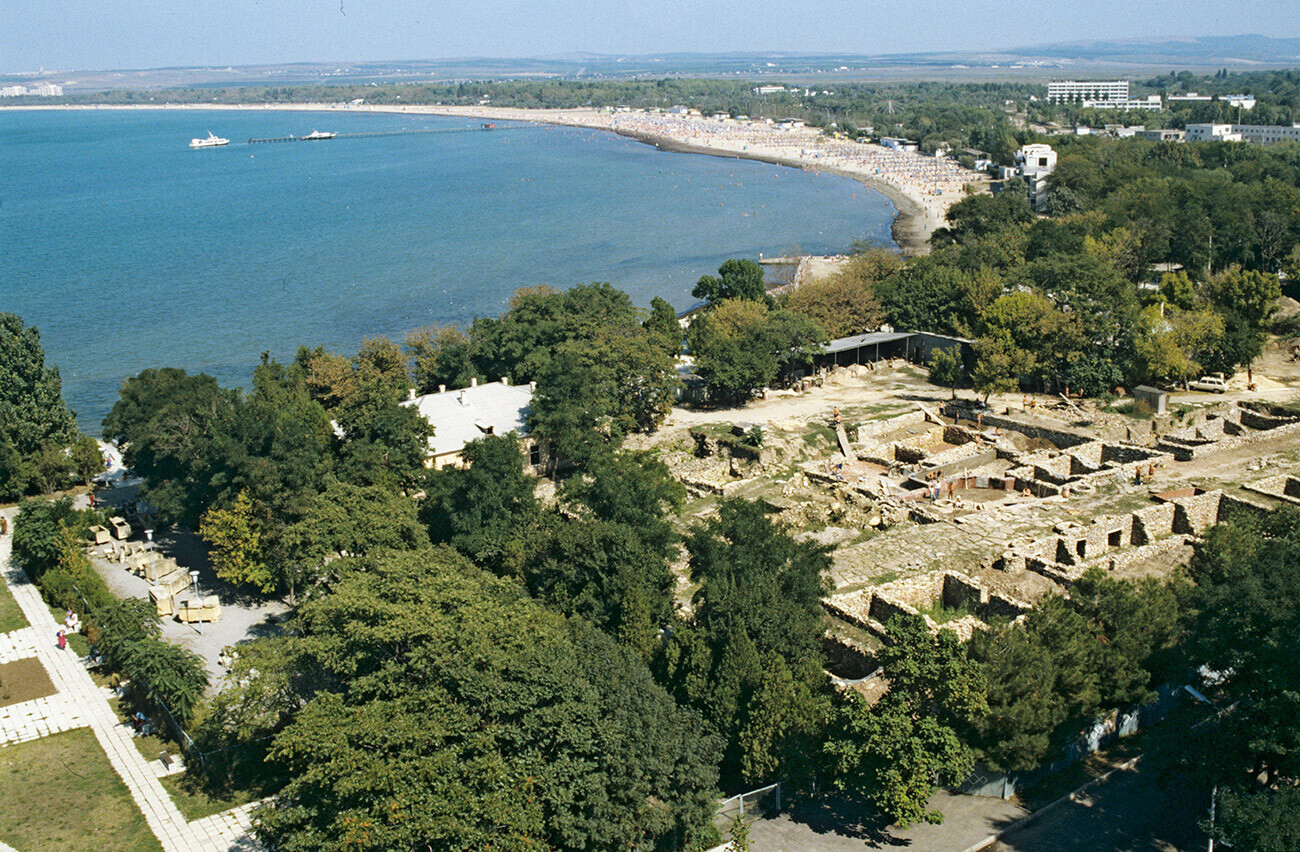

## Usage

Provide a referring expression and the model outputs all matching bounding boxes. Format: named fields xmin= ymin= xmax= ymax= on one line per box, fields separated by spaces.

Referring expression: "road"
xmin=991 ymin=758 xmax=1208 ymax=852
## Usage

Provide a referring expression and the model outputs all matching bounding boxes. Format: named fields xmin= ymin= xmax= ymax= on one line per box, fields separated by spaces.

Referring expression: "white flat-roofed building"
xmin=1048 ymin=80 xmax=1129 ymax=104
xmin=879 ymin=136 xmax=918 ymax=152
xmin=1167 ymin=93 xmax=1212 ymax=103
xmin=1226 ymin=95 xmax=1256 ymax=109
xmin=1 ymin=83 xmax=62 ymax=97
xmin=1185 ymin=123 xmax=1241 ymax=142
xmin=1137 ymin=129 xmax=1185 ymax=142
xmin=1015 ymin=143 xmax=1057 ymax=212
xmin=1082 ymin=95 xmax=1162 ymax=111
xmin=1187 ymin=123 xmax=1300 ymax=144
xmin=402 ymin=378 xmax=548 ymax=471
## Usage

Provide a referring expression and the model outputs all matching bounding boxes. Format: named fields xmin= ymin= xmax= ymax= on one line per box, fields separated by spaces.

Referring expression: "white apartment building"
xmin=1187 ymin=123 xmax=1300 ymax=145
xmin=1015 ymin=143 xmax=1057 ymax=213
xmin=1048 ymin=80 xmax=1129 ymax=104
xmin=0 ymin=83 xmax=62 ymax=97
xmin=1185 ymin=124 xmax=1242 ymax=142
xmin=1081 ymin=95 xmax=1163 ymax=111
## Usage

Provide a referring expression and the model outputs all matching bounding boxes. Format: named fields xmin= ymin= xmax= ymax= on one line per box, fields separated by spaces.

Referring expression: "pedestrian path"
xmin=0 ymin=517 xmax=260 ymax=852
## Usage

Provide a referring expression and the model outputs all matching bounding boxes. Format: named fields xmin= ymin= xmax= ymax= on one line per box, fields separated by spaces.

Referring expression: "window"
xmin=529 ymin=443 xmax=542 ymax=467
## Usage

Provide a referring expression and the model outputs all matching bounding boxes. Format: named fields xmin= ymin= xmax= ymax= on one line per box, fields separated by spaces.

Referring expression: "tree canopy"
xmin=241 ymin=547 xmax=721 ymax=852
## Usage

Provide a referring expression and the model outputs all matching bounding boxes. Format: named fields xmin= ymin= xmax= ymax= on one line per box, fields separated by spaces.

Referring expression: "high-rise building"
xmin=1047 ymin=80 xmax=1129 ymax=104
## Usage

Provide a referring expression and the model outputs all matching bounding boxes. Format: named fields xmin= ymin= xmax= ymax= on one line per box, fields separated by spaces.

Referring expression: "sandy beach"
xmin=5 ymin=101 xmax=986 ymax=252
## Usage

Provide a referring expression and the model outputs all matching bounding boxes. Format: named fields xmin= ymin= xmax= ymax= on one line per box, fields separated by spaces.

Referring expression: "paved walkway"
xmin=0 ymin=512 xmax=260 ymax=852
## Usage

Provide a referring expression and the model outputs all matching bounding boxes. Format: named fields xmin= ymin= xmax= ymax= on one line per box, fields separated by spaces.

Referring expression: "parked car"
xmin=1188 ymin=376 xmax=1228 ymax=393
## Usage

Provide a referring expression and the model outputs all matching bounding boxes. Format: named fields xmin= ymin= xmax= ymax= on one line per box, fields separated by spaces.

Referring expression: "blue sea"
xmin=0 ymin=108 xmax=896 ymax=428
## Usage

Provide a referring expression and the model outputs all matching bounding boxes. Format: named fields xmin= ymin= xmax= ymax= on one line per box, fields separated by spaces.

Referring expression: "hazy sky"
xmin=4 ymin=0 xmax=1296 ymax=73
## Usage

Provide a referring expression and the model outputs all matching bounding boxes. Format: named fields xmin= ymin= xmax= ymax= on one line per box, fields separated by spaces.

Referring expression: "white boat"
xmin=302 ymin=130 xmax=337 ymax=140
xmin=190 ymin=132 xmax=229 ymax=149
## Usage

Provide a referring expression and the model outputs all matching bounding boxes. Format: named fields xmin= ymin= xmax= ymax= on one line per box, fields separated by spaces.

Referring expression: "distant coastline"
xmin=3 ymin=102 xmax=981 ymax=254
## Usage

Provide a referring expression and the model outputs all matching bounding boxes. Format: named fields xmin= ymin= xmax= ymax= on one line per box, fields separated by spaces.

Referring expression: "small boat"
xmin=189 ymin=131 xmax=229 ymax=149
xmin=481 ymin=123 xmax=497 ymax=130
xmin=302 ymin=130 xmax=337 ymax=140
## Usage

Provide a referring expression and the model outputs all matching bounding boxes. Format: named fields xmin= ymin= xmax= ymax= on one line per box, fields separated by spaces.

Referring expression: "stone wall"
xmin=854 ymin=410 xmax=927 ymax=441
xmin=1003 ymin=489 xmax=1257 ymax=585
xmin=1243 ymin=474 xmax=1300 ymax=505
xmin=940 ymin=404 xmax=1095 ymax=449
xmin=1131 ymin=502 xmax=1177 ymax=544
xmin=1239 ymin=406 xmax=1299 ymax=431
xmin=1159 ymin=419 xmax=1300 ymax=461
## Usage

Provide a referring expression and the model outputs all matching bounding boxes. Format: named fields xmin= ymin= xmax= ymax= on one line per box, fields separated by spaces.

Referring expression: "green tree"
xmin=874 ymin=257 xmax=978 ymax=337
xmin=782 ymin=271 xmax=884 ymax=339
xmin=404 ymin=324 xmax=476 ymax=392
xmin=91 ymin=597 xmax=162 ymax=673
xmin=420 ymin=434 xmax=539 ymax=577
xmin=0 ymin=313 xmax=78 ymax=498
xmin=102 ymin=368 xmax=240 ymax=525
xmin=823 ymin=615 xmax=986 ymax=827
xmin=971 ymin=335 xmax=1031 ymax=402
xmin=689 ymin=301 xmax=826 ymax=405
xmin=125 ymin=640 xmax=210 ymax=724
xmin=665 ymin=499 xmax=833 ymax=786
xmin=246 ymin=548 xmax=721 ymax=852
xmin=927 ymin=348 xmax=963 ymax=397
xmin=643 ymin=296 xmax=684 ymax=357
xmin=932 ymin=192 xmax=1034 ymax=246
xmin=529 ymin=331 xmax=679 ymax=465
xmin=70 ymin=435 xmax=104 ymax=488
xmin=693 ymin=258 xmax=772 ymax=306
xmin=200 ymin=489 xmax=274 ymax=592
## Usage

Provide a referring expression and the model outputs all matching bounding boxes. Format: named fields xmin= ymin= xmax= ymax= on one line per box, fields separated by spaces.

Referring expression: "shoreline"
xmin=3 ymin=102 xmax=979 ymax=254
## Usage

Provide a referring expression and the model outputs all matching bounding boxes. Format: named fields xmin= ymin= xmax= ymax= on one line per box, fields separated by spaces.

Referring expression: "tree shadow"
xmin=785 ymin=793 xmax=910 ymax=846
xmin=151 ymin=525 xmax=281 ymax=608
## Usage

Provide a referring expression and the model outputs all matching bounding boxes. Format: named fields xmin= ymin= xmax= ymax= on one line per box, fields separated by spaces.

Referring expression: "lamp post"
xmin=189 ymin=570 xmax=202 ymax=635
xmin=145 ymin=529 xmax=153 ymax=553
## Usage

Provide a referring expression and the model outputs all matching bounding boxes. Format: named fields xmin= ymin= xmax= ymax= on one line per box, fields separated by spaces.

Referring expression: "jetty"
xmin=247 ymin=126 xmax=524 ymax=144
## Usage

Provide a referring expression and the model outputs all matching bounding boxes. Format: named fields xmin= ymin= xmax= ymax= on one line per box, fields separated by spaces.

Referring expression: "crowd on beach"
xmin=601 ymin=113 xmax=981 ymax=219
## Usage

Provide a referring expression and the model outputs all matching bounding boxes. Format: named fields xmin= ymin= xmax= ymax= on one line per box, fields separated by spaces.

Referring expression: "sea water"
xmin=0 ymin=108 xmax=896 ymax=427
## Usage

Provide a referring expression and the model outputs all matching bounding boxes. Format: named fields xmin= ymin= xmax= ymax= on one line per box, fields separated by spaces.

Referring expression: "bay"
xmin=0 ymin=108 xmax=896 ymax=427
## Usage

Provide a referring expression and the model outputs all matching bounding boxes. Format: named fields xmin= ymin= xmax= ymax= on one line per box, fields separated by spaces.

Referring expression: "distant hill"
xmin=7 ymin=34 xmax=1300 ymax=92
xmin=1007 ymin=34 xmax=1300 ymax=66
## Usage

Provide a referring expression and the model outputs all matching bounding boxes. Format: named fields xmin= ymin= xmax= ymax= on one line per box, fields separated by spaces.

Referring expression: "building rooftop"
xmin=821 ymin=331 xmax=913 ymax=356
xmin=402 ymin=379 xmax=534 ymax=458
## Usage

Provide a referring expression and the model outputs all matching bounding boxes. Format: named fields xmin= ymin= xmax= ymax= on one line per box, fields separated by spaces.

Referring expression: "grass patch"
xmin=0 ymin=727 xmax=162 ymax=852
xmin=0 ymin=657 xmax=57 ymax=707
xmin=914 ymin=598 xmax=976 ymax=625
xmin=803 ymin=423 xmax=837 ymax=446
xmin=1113 ymin=400 xmax=1153 ymax=419
xmin=160 ymin=772 xmax=267 ymax=821
xmin=0 ymin=580 xmax=27 ymax=634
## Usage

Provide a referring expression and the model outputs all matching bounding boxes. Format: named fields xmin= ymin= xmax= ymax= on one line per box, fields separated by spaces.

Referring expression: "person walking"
xmin=56 ymin=629 xmax=67 ymax=650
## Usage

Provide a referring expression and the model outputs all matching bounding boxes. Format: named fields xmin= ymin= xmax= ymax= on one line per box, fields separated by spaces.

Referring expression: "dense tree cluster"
xmin=1173 ymin=507 xmax=1300 ymax=850
xmin=0 ymin=313 xmax=99 ymax=499
xmin=209 ymin=548 xmax=720 ymax=852
xmin=891 ymin=151 xmax=1288 ymax=397
xmin=966 ymin=568 xmax=1184 ymax=772
xmin=685 ymin=261 xmax=828 ymax=404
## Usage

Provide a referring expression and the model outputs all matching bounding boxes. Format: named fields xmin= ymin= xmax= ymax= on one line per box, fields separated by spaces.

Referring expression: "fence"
xmin=958 ymin=682 xmax=1186 ymax=799
xmin=714 ymin=781 xmax=782 ymax=831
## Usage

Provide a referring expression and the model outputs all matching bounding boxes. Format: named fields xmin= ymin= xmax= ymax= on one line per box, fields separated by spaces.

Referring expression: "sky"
xmin=3 ymin=0 xmax=1297 ymax=73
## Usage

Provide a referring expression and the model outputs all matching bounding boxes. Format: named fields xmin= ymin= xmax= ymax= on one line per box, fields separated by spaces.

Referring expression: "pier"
xmin=246 ymin=126 xmax=524 ymax=144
